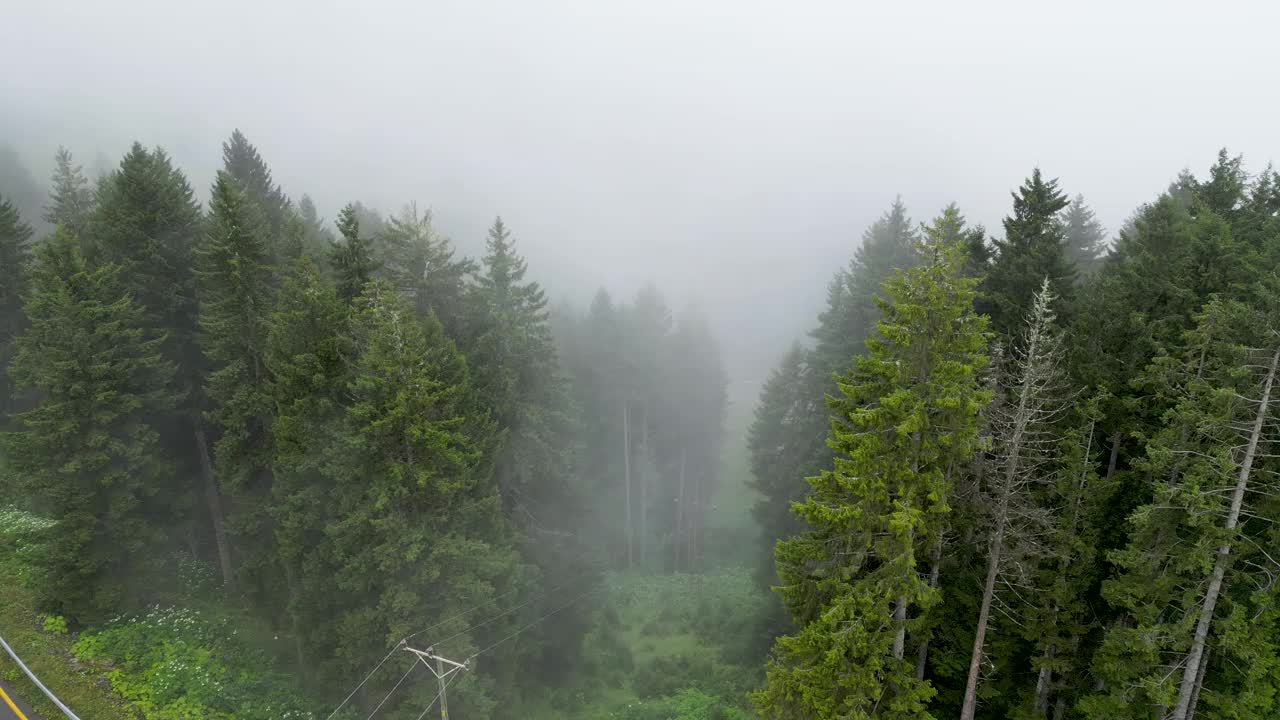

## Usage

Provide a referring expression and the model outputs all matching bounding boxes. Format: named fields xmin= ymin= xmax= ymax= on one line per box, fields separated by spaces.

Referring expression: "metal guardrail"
xmin=0 ymin=636 xmax=80 ymax=720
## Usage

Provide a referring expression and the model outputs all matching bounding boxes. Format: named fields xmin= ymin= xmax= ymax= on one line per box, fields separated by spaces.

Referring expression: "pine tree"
xmin=752 ymin=234 xmax=990 ymax=720
xmin=198 ymin=172 xmax=276 ymax=592
xmin=0 ymin=195 xmax=33 ymax=422
xmin=0 ymin=229 xmax=174 ymax=622
xmin=43 ymin=147 xmax=94 ymax=237
xmin=330 ymin=203 xmax=377 ymax=301
xmin=221 ymin=129 xmax=292 ymax=236
xmin=1060 ymin=195 xmax=1107 ymax=279
xmin=984 ymin=169 xmax=1073 ymax=338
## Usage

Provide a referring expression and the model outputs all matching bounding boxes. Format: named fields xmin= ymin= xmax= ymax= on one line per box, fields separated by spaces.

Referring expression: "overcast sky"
xmin=3 ymin=0 xmax=1279 ymax=394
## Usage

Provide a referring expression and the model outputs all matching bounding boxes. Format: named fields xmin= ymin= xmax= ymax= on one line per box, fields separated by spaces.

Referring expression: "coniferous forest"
xmin=2 ymin=129 xmax=1280 ymax=720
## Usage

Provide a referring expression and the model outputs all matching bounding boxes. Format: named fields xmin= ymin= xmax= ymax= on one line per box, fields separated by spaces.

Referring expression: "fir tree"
xmin=752 ymin=233 xmax=990 ymax=720
xmin=984 ymin=169 xmax=1073 ymax=338
xmin=43 ymin=146 xmax=94 ymax=237
xmin=0 ymin=195 xmax=33 ymax=422
xmin=330 ymin=203 xmax=377 ymax=301
xmin=1 ymin=230 xmax=174 ymax=622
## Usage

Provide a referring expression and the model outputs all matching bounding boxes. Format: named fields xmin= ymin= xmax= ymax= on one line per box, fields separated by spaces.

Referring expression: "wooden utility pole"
xmin=404 ymin=645 xmax=468 ymax=720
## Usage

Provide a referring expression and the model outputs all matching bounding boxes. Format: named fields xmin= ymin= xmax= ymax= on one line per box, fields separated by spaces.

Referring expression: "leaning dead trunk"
xmin=1170 ymin=347 xmax=1279 ymax=720
xmin=194 ymin=420 xmax=235 ymax=592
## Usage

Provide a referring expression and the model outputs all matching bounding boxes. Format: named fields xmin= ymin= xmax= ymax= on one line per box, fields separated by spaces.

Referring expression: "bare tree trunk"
xmin=194 ymin=421 xmax=235 ymax=592
xmin=961 ymin=507 xmax=1006 ymax=720
xmin=915 ymin=534 xmax=943 ymax=680
xmin=1171 ymin=347 xmax=1278 ymax=720
xmin=674 ymin=448 xmax=686 ymax=572
xmin=1186 ymin=645 xmax=1210 ymax=720
xmin=640 ymin=405 xmax=648 ymax=568
xmin=284 ymin=561 xmax=307 ymax=677
xmin=623 ymin=401 xmax=632 ymax=568
xmin=892 ymin=595 xmax=907 ymax=661
xmin=1105 ymin=430 xmax=1120 ymax=479
xmin=1033 ymin=641 xmax=1054 ymax=715
xmin=1052 ymin=695 xmax=1067 ymax=720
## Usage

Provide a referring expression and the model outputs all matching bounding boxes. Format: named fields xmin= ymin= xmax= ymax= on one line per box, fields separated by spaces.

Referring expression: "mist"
xmin=4 ymin=2 xmax=1280 ymax=719
xmin=5 ymin=0 xmax=1278 ymax=396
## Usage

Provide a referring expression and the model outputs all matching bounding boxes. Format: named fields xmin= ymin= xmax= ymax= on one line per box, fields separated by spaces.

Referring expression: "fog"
xmin=4 ymin=0 xmax=1279 ymax=392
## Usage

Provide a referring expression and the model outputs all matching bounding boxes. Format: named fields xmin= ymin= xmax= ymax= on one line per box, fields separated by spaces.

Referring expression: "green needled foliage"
xmin=1060 ymin=195 xmax=1107 ymax=281
xmin=198 ymin=171 xmax=278 ymax=597
xmin=1 ymin=230 xmax=175 ymax=623
xmin=330 ymin=202 xmax=378 ymax=301
xmin=753 ymin=233 xmax=990 ymax=720
xmin=43 ymin=147 xmax=95 ymax=239
xmin=326 ymin=280 xmax=521 ymax=714
xmin=377 ymin=202 xmax=476 ymax=339
xmin=221 ymin=129 xmax=292 ymax=238
xmin=984 ymin=168 xmax=1074 ymax=338
xmin=1083 ymin=295 xmax=1280 ymax=720
xmin=0 ymin=194 xmax=33 ymax=423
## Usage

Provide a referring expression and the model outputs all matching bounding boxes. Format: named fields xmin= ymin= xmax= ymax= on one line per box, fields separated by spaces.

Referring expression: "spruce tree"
xmin=264 ymin=258 xmax=349 ymax=678
xmin=198 ymin=172 xmax=276 ymax=591
xmin=1 ymin=230 xmax=174 ymax=622
xmin=90 ymin=142 xmax=215 ymax=580
xmin=330 ymin=203 xmax=377 ymax=300
xmin=984 ymin=169 xmax=1073 ymax=338
xmin=752 ymin=233 xmax=990 ymax=720
xmin=1084 ymin=296 xmax=1280 ymax=720
xmin=221 ymin=129 xmax=292 ymax=236
xmin=1060 ymin=195 xmax=1107 ymax=279
xmin=324 ymin=280 xmax=520 ymax=714
xmin=748 ymin=344 xmax=822 ymax=578
xmin=810 ymin=198 xmax=920 ymax=379
xmin=378 ymin=202 xmax=475 ymax=338
xmin=0 ymin=195 xmax=33 ymax=422
xmin=44 ymin=146 xmax=94 ymax=237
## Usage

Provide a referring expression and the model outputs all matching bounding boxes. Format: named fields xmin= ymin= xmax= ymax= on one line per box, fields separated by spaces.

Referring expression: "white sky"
xmin=4 ymin=0 xmax=1278 ymax=392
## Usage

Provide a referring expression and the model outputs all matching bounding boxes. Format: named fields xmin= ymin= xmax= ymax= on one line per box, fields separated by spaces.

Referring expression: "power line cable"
xmin=469 ymin=582 xmax=609 ymax=661
xmin=364 ymin=659 xmax=419 ymax=720
xmin=427 ymin=561 xmax=604 ymax=650
xmin=325 ymin=641 xmax=403 ymax=720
